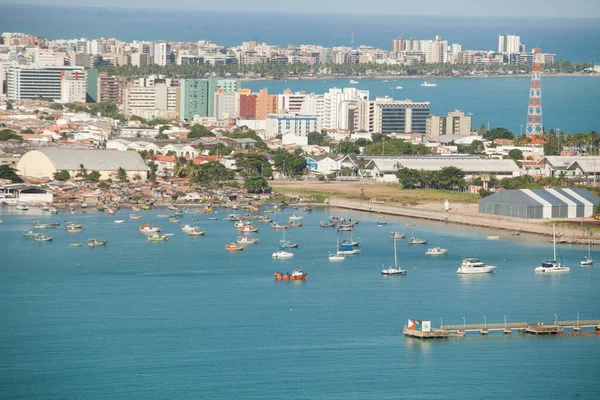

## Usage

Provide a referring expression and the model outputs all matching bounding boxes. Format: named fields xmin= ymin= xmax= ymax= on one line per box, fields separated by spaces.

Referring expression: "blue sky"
xmin=11 ymin=0 xmax=600 ymax=17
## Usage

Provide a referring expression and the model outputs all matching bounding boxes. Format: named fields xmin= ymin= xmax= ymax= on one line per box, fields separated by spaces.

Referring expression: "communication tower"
xmin=525 ymin=48 xmax=543 ymax=135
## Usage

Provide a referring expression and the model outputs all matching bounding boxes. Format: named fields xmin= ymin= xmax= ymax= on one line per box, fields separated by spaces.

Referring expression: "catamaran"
xmin=535 ymin=225 xmax=570 ymax=273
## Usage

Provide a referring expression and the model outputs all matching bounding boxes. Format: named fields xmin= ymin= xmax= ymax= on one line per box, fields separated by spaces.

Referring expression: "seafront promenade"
xmin=325 ymin=197 xmax=599 ymax=243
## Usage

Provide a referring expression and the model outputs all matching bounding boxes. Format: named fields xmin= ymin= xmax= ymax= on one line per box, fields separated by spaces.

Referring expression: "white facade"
xmin=498 ymin=34 xmax=521 ymax=54
xmin=6 ymin=64 xmax=85 ymax=100
xmin=124 ymin=83 xmax=179 ymax=119
xmin=60 ymin=70 xmax=87 ymax=103
xmin=214 ymin=92 xmax=239 ymax=120
xmin=153 ymin=42 xmax=170 ymax=66
xmin=265 ymin=114 xmax=318 ymax=144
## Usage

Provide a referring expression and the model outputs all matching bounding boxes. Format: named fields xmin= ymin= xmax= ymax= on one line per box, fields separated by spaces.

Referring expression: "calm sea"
xmin=1 ymin=5 xmax=599 ymax=63
xmin=1 ymin=206 xmax=599 ymax=399
xmin=243 ymin=76 xmax=600 ymax=134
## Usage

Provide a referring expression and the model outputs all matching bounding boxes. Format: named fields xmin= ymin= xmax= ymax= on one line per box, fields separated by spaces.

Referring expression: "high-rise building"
xmin=60 ymin=70 xmax=87 ymax=103
xmin=130 ymin=53 xmax=149 ymax=68
xmin=498 ymin=34 xmax=521 ymax=54
xmin=214 ymin=91 xmax=239 ymax=120
xmin=124 ymin=82 xmax=179 ymax=120
xmin=392 ymin=37 xmax=406 ymax=54
xmin=278 ymin=90 xmax=307 ymax=114
xmin=255 ymin=88 xmax=278 ymax=119
xmin=426 ymin=110 xmax=471 ymax=137
xmin=358 ymin=98 xmax=430 ymax=134
xmin=97 ymin=74 xmax=128 ymax=106
xmin=239 ymin=94 xmax=257 ymax=119
xmin=179 ymin=79 xmax=239 ymax=120
xmin=153 ymin=42 xmax=170 ymax=66
xmin=6 ymin=65 xmax=85 ymax=100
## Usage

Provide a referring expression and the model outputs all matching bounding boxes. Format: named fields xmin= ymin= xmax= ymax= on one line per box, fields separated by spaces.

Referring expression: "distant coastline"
xmin=247 ymin=73 xmax=598 ymax=82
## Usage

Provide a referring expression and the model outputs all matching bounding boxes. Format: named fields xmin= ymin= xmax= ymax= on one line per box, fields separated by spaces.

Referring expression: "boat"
xmin=97 ymin=204 xmax=105 ymax=212
xmin=289 ymin=222 xmax=303 ymax=227
xmin=188 ymin=229 xmax=206 ymax=236
xmin=381 ymin=237 xmax=407 ymax=276
xmin=225 ymin=243 xmax=244 ymax=252
xmin=337 ymin=226 xmax=353 ymax=232
xmin=279 ymin=228 xmax=298 ymax=248
xmin=34 ymin=234 xmax=53 ymax=242
xmin=65 ymin=222 xmax=83 ymax=229
xmin=139 ymin=224 xmax=161 ymax=234
xmin=377 ymin=221 xmax=387 ymax=225
xmin=337 ymin=243 xmax=360 ymax=255
xmin=223 ymin=214 xmax=241 ymax=221
xmin=70 ymin=243 xmax=83 ymax=247
xmin=467 ymin=112 xmax=474 ymax=116
xmin=132 ymin=205 xmax=141 ymax=212
xmin=32 ymin=222 xmax=50 ymax=229
xmin=304 ymin=206 xmax=313 ymax=212
xmin=258 ymin=216 xmax=273 ymax=223
xmin=130 ymin=214 xmax=142 ymax=219
xmin=329 ymin=216 xmax=342 ymax=223
xmin=16 ymin=202 xmax=29 ymax=211
xmin=180 ymin=224 xmax=198 ymax=233
xmin=169 ymin=218 xmax=180 ymax=223
xmin=114 ymin=220 xmax=125 ymax=224
xmin=408 ymin=237 xmax=427 ymax=245
xmin=87 ymin=238 xmax=107 ymax=247
xmin=457 ymin=258 xmax=496 ymax=274
xmin=274 ymin=269 xmax=307 ymax=280
xmin=487 ymin=236 xmax=500 ymax=240
xmin=288 ymin=214 xmax=304 ymax=221
xmin=147 ymin=234 xmax=169 ymax=242
xmin=329 ymin=238 xmax=346 ymax=261
xmin=320 ymin=221 xmax=336 ymax=228
xmin=41 ymin=204 xmax=50 ymax=211
xmin=241 ymin=226 xmax=259 ymax=233
xmin=168 ymin=205 xmax=178 ymax=211
xmin=237 ymin=235 xmax=260 ymax=245
xmin=511 ymin=232 xmax=521 ymax=236
xmin=535 ymin=225 xmax=570 ymax=273
xmin=395 ymin=85 xmax=403 ymax=89
xmin=581 ymin=241 xmax=593 ymax=266
xmin=164 ymin=233 xmax=175 ymax=237
xmin=23 ymin=230 xmax=37 ymax=237
xmin=157 ymin=214 xmax=170 ymax=218
xmin=207 ymin=217 xmax=218 ymax=220
xmin=272 ymin=249 xmax=294 ymax=259
xmin=106 ymin=209 xmax=115 ymax=216
xmin=66 ymin=227 xmax=82 ymax=233
xmin=382 ymin=79 xmax=389 ymax=83
xmin=340 ymin=233 xmax=360 ymax=247
xmin=271 ymin=222 xmax=288 ymax=230
xmin=349 ymin=79 xmax=359 ymax=84
xmin=421 ymin=81 xmax=437 ymax=87
xmin=50 ymin=207 xmax=58 ymax=214
xmin=141 ymin=204 xmax=151 ymax=211
xmin=426 ymin=247 xmax=448 ymax=256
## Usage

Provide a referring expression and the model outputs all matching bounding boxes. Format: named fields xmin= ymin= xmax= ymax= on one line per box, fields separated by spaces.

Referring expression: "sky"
xmin=10 ymin=0 xmax=600 ymax=18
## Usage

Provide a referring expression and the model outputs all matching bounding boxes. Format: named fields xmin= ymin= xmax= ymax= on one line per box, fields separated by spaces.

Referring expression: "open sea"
xmin=1 ymin=206 xmax=599 ymax=399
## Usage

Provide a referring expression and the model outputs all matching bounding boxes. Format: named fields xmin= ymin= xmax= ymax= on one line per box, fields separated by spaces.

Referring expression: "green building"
xmin=86 ymin=68 xmax=99 ymax=103
xmin=179 ymin=78 xmax=240 ymax=120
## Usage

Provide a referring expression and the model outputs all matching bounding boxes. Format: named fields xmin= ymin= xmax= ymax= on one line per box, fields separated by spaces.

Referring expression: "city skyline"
xmin=11 ymin=0 xmax=600 ymax=18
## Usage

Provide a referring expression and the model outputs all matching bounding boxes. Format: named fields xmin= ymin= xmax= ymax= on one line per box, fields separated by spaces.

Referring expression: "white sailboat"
xmin=581 ymin=240 xmax=593 ymax=266
xmin=329 ymin=237 xmax=346 ymax=261
xmin=381 ymin=237 xmax=407 ymax=275
xmin=535 ymin=225 xmax=570 ymax=273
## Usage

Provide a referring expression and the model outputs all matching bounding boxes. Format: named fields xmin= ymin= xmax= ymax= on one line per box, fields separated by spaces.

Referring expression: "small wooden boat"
xmin=169 ymin=218 xmax=180 ymax=223
xmin=377 ymin=221 xmax=387 ymax=225
xmin=130 ymin=214 xmax=142 ymax=219
xmin=337 ymin=226 xmax=353 ymax=232
xmin=139 ymin=224 xmax=161 ymax=234
xmin=237 ymin=236 xmax=260 ymax=245
xmin=263 ymin=210 xmax=274 ymax=214
xmin=88 ymin=238 xmax=107 ymax=247
xmin=241 ymin=226 xmax=259 ymax=233
xmin=34 ymin=234 xmax=53 ymax=242
xmin=408 ymin=237 xmax=427 ymax=245
xmin=23 ymin=230 xmax=37 ymax=237
xmin=390 ymin=232 xmax=406 ymax=239
xmin=70 ymin=243 xmax=83 ymax=247
xmin=288 ymin=214 xmax=304 ymax=221
xmin=320 ymin=221 xmax=336 ymax=228
xmin=258 ymin=216 xmax=273 ymax=223
xmin=271 ymin=223 xmax=288 ymax=230
xmin=223 ymin=214 xmax=241 ymax=221
xmin=168 ymin=205 xmax=178 ymax=211
xmin=207 ymin=217 xmax=218 ymax=220
xmin=289 ymin=222 xmax=303 ymax=227
xmin=188 ymin=229 xmax=206 ymax=236
xmin=225 ymin=243 xmax=244 ymax=252
xmin=147 ymin=234 xmax=168 ymax=242
xmin=274 ymin=269 xmax=307 ymax=281
xmin=304 ymin=206 xmax=313 ymax=212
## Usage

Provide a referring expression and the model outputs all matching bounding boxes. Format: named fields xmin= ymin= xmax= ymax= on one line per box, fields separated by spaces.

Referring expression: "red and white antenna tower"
xmin=526 ymin=48 xmax=543 ymax=135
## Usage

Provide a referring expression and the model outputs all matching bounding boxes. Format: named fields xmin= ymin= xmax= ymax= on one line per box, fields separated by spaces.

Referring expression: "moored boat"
xmin=581 ymin=241 xmax=593 ymax=266
xmin=337 ymin=243 xmax=360 ymax=255
xmin=320 ymin=221 xmax=336 ymax=228
xmin=34 ymin=234 xmax=53 ymax=242
xmin=288 ymin=214 xmax=304 ymax=221
xmin=274 ymin=269 xmax=307 ymax=281
xmin=381 ymin=237 xmax=407 ymax=276
xmin=271 ymin=222 xmax=288 ymax=230
xmin=16 ymin=202 xmax=29 ymax=211
xmin=114 ymin=220 xmax=125 ymax=224
xmin=258 ymin=216 xmax=273 ymax=223
xmin=139 ymin=224 xmax=161 ymax=234
xmin=426 ymin=247 xmax=448 ymax=256
xmin=237 ymin=236 xmax=260 ymax=245
xmin=147 ymin=234 xmax=168 ymax=242
xmin=70 ymin=243 xmax=83 ymax=247
xmin=272 ymin=249 xmax=294 ymax=259
xmin=408 ymin=237 xmax=427 ymax=245
xmin=289 ymin=222 xmax=303 ymax=227
xmin=130 ymin=214 xmax=142 ymax=219
xmin=225 ymin=243 xmax=244 ymax=252
xmin=389 ymin=232 xmax=406 ymax=239
xmin=87 ymin=238 xmax=107 ymax=247
xmin=457 ymin=258 xmax=496 ymax=274
xmin=188 ymin=229 xmax=206 ymax=236
xmin=535 ymin=225 xmax=570 ymax=273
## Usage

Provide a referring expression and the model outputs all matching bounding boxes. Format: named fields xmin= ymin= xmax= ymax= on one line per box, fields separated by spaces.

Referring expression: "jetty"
xmin=403 ymin=318 xmax=600 ymax=339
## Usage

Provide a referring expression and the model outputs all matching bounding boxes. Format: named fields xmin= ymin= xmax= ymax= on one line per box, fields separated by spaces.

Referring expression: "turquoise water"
xmin=1 ymin=207 xmax=599 ymax=399
xmin=243 ymin=76 xmax=600 ymax=135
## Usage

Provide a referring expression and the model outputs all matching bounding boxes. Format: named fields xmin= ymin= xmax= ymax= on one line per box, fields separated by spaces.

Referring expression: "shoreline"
xmin=244 ymin=73 xmax=598 ymax=82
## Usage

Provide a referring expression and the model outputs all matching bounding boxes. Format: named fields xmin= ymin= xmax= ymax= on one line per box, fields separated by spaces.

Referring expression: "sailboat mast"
xmin=553 ymin=224 xmax=557 ymax=261
xmin=394 ymin=237 xmax=397 ymax=267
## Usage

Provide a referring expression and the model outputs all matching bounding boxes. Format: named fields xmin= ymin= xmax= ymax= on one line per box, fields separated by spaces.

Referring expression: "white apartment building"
xmin=124 ymin=83 xmax=179 ymax=119
xmin=87 ymin=40 xmax=106 ymax=55
xmin=60 ymin=70 xmax=87 ymax=103
xmin=153 ymin=42 xmax=170 ymax=66
xmin=299 ymin=88 xmax=369 ymax=131
xmin=498 ymin=34 xmax=521 ymax=54
xmin=214 ymin=92 xmax=239 ymax=120
xmin=357 ymin=98 xmax=430 ymax=134
xmin=265 ymin=114 xmax=318 ymax=145
xmin=278 ymin=91 xmax=307 ymax=114
xmin=6 ymin=64 xmax=85 ymax=100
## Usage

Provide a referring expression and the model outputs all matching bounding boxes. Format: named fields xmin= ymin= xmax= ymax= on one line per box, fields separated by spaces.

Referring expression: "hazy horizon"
xmin=7 ymin=0 xmax=600 ymax=18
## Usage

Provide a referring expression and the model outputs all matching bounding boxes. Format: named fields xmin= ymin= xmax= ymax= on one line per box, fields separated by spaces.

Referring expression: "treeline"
xmin=396 ymin=166 xmax=465 ymax=189
xmin=97 ymin=60 xmax=594 ymax=80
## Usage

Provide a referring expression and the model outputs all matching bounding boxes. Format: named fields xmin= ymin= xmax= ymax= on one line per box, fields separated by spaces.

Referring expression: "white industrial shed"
xmin=16 ymin=148 xmax=150 ymax=181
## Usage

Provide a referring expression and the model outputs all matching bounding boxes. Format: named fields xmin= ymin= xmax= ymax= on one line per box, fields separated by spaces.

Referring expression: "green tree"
xmin=234 ymin=153 xmax=272 ymax=177
xmin=483 ymin=127 xmax=514 ymax=141
xmin=208 ymin=144 xmax=233 ymax=156
xmin=272 ymin=150 xmax=307 ymax=177
xmin=365 ymin=139 xmax=430 ymax=156
xmin=508 ymin=149 xmax=523 ymax=161
xmin=147 ymin=161 xmax=158 ymax=182
xmin=395 ymin=167 xmax=421 ymax=188
xmin=158 ymin=125 xmax=170 ymax=134
xmin=355 ymin=138 xmax=370 ymax=147
xmin=54 ymin=171 xmax=71 ymax=181
xmin=244 ymin=174 xmax=271 ymax=193
xmin=86 ymin=170 xmax=101 ymax=182
xmin=0 ymin=129 xmax=22 ymax=141
xmin=189 ymin=162 xmax=234 ymax=186
xmin=129 ymin=115 xmax=148 ymax=124
xmin=49 ymin=103 xmax=63 ymax=110
xmin=117 ymin=167 xmax=128 ymax=182
xmin=155 ymin=133 xmax=169 ymax=140
xmin=337 ymin=139 xmax=360 ymax=155
xmin=307 ymin=132 xmax=324 ymax=145
xmin=187 ymin=124 xmax=215 ymax=138
xmin=225 ymin=129 xmax=267 ymax=150
xmin=148 ymin=118 xmax=170 ymax=126
xmin=435 ymin=167 xmax=465 ymax=189
xmin=6 ymin=101 xmax=13 ymax=110
xmin=21 ymin=128 xmax=34 ymax=134
xmin=0 ymin=165 xmax=22 ymax=182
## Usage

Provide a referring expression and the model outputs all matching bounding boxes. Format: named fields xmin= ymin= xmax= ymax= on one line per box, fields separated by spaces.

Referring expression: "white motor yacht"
xmin=408 ymin=237 xmax=427 ymax=244
xmin=272 ymin=250 xmax=294 ymax=259
xmin=421 ymin=81 xmax=437 ymax=87
xmin=426 ymin=247 xmax=448 ymax=256
xmin=456 ymin=258 xmax=496 ymax=274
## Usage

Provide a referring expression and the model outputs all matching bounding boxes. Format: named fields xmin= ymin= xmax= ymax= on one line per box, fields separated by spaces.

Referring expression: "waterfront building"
xmin=97 ymin=74 xmax=127 ymax=106
xmin=60 ymin=70 xmax=87 ymax=103
xmin=265 ymin=114 xmax=318 ymax=144
xmin=392 ymin=37 xmax=406 ymax=54
xmin=498 ymin=34 xmax=521 ymax=54
xmin=426 ymin=110 xmax=471 ymax=138
xmin=179 ymin=79 xmax=239 ymax=120
xmin=16 ymin=148 xmax=150 ymax=181
xmin=6 ymin=64 xmax=85 ymax=100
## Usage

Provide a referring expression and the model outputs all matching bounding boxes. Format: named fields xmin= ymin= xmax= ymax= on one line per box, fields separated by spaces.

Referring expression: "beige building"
xmin=60 ymin=70 xmax=87 ymax=103
xmin=124 ymin=82 xmax=179 ymax=119
xmin=16 ymin=148 xmax=150 ymax=181
xmin=426 ymin=110 xmax=472 ymax=138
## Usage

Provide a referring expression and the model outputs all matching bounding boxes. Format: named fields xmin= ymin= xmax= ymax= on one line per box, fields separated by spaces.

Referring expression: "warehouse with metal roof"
xmin=479 ymin=188 xmax=600 ymax=219
xmin=16 ymin=148 xmax=150 ymax=181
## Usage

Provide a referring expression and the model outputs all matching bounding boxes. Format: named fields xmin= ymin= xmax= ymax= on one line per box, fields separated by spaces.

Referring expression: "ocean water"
xmin=1 ymin=206 xmax=599 ymax=399
xmin=1 ymin=5 xmax=599 ymax=63
xmin=243 ymin=76 xmax=600 ymax=134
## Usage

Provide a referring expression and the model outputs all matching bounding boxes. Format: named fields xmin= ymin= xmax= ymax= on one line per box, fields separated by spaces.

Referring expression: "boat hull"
xmin=457 ymin=266 xmax=496 ymax=274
